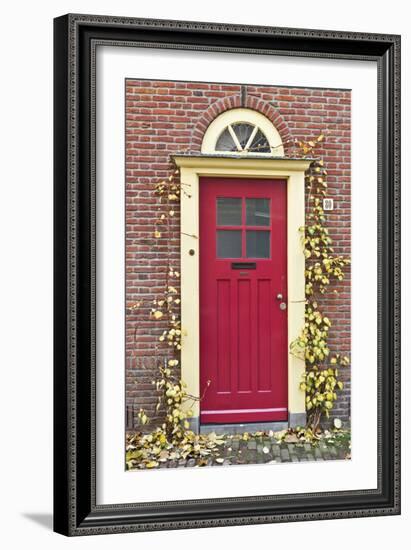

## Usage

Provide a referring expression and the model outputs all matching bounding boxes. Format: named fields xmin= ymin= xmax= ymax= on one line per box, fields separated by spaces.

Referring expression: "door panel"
xmin=199 ymin=177 xmax=288 ymax=424
xmin=216 ymin=279 xmax=231 ymax=393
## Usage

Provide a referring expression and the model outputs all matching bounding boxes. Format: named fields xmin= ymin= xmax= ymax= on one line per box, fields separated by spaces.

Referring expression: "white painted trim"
xmin=173 ymin=155 xmax=310 ymax=422
xmin=201 ymin=108 xmax=285 ymax=157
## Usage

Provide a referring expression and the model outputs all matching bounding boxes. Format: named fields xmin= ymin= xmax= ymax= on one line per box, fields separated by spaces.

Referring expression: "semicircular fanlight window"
xmin=215 ymin=122 xmax=270 ymax=153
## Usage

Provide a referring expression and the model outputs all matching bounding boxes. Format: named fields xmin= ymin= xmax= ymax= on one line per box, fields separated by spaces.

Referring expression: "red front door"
xmin=199 ymin=177 xmax=288 ymax=424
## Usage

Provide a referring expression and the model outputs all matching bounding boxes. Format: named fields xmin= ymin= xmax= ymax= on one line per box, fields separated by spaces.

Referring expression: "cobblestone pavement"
xmin=158 ymin=434 xmax=350 ymax=469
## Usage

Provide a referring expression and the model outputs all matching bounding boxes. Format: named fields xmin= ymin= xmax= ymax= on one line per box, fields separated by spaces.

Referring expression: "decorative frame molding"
xmin=54 ymin=14 xmax=401 ymax=536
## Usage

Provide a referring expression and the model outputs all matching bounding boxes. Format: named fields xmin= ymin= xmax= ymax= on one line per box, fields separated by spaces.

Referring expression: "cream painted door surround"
xmin=173 ymin=154 xmax=311 ymax=430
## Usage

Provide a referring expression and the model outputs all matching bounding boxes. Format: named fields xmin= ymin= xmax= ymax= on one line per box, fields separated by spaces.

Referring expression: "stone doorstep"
xmin=199 ymin=421 xmax=289 ymax=436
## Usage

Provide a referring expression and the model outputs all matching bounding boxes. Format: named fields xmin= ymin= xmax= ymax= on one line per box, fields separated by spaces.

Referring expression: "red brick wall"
xmin=125 ymin=80 xmax=351 ymax=428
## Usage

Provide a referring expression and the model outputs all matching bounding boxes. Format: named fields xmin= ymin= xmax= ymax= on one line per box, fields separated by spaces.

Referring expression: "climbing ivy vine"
xmin=126 ymin=167 xmax=222 ymax=469
xmin=290 ymin=135 xmax=350 ymax=432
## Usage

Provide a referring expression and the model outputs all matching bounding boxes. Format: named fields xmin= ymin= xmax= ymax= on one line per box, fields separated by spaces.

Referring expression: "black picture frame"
xmin=53 ymin=13 xmax=401 ymax=536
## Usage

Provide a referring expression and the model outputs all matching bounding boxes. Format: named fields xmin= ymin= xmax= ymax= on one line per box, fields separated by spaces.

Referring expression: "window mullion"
xmin=244 ymin=125 xmax=258 ymax=152
xmin=228 ymin=124 xmax=242 ymax=152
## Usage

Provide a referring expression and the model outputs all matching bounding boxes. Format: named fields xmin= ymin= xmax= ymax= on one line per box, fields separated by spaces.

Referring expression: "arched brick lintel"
xmin=190 ymin=94 xmax=293 ymax=154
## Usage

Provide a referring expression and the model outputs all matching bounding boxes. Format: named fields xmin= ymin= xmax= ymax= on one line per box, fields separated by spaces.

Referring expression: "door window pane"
xmin=217 ymin=230 xmax=242 ymax=258
xmin=217 ymin=198 xmax=242 ymax=226
xmin=246 ymin=198 xmax=270 ymax=226
xmin=231 ymin=123 xmax=254 ymax=149
xmin=216 ymin=128 xmax=237 ymax=152
xmin=249 ymin=129 xmax=271 ymax=153
xmin=246 ymin=230 xmax=270 ymax=258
